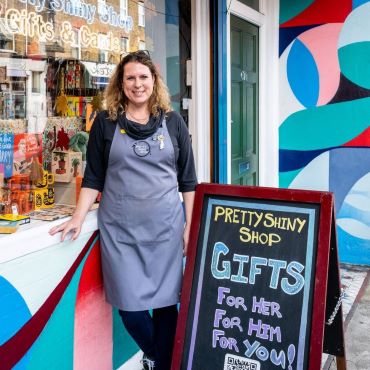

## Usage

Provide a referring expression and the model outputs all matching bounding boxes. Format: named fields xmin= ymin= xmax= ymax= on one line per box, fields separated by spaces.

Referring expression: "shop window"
xmin=238 ymin=0 xmax=259 ymax=11
xmin=138 ymin=2 xmax=145 ymax=27
xmin=120 ymin=37 xmax=129 ymax=53
xmin=120 ymin=0 xmax=128 ymax=17
xmin=98 ymin=33 xmax=109 ymax=62
xmin=71 ymin=28 xmax=80 ymax=59
xmin=0 ymin=0 xmax=191 ymax=224
xmin=32 ymin=72 xmax=41 ymax=94
xmin=0 ymin=19 xmax=15 ymax=52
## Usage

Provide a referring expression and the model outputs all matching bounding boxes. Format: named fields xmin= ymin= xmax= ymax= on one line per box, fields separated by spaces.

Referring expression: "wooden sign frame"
xmin=172 ymin=183 xmax=345 ymax=370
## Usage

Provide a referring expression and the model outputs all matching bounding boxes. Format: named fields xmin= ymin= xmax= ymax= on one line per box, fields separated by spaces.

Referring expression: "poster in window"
xmin=0 ymin=133 xmax=14 ymax=178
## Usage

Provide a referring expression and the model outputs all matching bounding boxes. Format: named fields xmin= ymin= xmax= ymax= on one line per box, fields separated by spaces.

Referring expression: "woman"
xmin=49 ymin=50 xmax=197 ymax=370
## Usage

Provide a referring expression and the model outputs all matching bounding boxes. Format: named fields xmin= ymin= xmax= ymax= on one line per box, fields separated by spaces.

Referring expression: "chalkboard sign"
xmin=172 ymin=184 xmax=345 ymax=370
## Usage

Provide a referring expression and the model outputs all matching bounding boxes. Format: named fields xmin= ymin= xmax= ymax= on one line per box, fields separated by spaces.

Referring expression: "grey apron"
xmin=98 ymin=117 xmax=184 ymax=311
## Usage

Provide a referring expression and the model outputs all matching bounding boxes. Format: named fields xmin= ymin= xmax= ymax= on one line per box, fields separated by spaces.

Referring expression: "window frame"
xmin=138 ymin=2 xmax=145 ymax=27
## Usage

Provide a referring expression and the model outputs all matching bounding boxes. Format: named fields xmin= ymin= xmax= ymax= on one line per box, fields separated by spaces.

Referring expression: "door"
xmin=230 ymin=15 xmax=259 ymax=185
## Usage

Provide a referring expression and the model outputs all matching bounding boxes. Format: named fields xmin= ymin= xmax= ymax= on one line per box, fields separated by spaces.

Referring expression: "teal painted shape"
xmin=280 ymin=97 xmax=370 ymax=150
xmin=23 ymin=250 xmax=91 ymax=370
xmin=279 ymin=168 xmax=302 ymax=188
xmin=279 ymin=0 xmax=314 ymax=24
xmin=113 ymin=309 xmax=139 ymax=369
xmin=339 ymin=42 xmax=370 ymax=89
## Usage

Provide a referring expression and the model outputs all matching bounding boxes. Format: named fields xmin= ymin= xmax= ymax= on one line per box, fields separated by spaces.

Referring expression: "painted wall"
xmin=279 ymin=0 xmax=370 ymax=265
xmin=0 ymin=232 xmax=138 ymax=370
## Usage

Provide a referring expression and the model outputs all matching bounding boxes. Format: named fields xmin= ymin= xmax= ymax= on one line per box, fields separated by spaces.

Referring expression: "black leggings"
xmin=119 ymin=305 xmax=178 ymax=370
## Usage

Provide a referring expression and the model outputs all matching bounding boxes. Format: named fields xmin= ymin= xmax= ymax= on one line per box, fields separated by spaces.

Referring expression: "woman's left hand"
xmin=183 ymin=225 xmax=190 ymax=256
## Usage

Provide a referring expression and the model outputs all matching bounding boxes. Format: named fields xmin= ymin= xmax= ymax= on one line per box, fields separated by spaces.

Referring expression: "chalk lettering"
xmin=243 ymin=340 xmax=291 ymax=369
xmin=243 ymin=338 xmax=260 ymax=357
xmin=271 ymin=349 xmax=287 ymax=368
xmin=211 ymin=242 xmax=305 ymax=295
xmin=281 ymin=261 xmax=305 ymax=295
xmin=211 ymin=242 xmax=230 ymax=279
xmin=251 ymin=297 xmax=282 ymax=318
xmin=217 ymin=287 xmax=248 ymax=311
xmin=231 ymin=254 xmax=249 ymax=283
xmin=247 ymin=318 xmax=282 ymax=342
xmin=213 ymin=309 xmax=243 ymax=332
xmin=213 ymin=207 xmax=264 ymax=227
xmin=239 ymin=227 xmax=281 ymax=246
xmin=212 ymin=330 xmax=239 ymax=352
xmin=268 ymin=259 xmax=287 ymax=289
xmin=213 ymin=206 xmax=307 ymax=233
xmin=249 ymin=257 xmax=267 ymax=284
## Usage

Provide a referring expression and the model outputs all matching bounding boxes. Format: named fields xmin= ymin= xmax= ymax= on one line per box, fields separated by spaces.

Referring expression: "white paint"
xmin=118 ymin=351 xmax=142 ymax=370
xmin=0 ymin=233 xmax=92 ymax=314
xmin=289 ymin=151 xmax=330 ymax=191
xmin=338 ymin=2 xmax=370 ymax=48
xmin=337 ymin=218 xmax=370 ymax=239
xmin=190 ymin=0 xmax=211 ymax=183
xmin=228 ymin=0 xmax=280 ymax=186
xmin=0 ymin=209 xmax=98 ymax=264
xmin=344 ymin=194 xmax=370 ymax=212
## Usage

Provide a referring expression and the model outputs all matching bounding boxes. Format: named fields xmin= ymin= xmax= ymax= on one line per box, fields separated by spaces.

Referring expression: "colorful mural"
xmin=279 ymin=1 xmax=370 ymax=265
xmin=0 ymin=232 xmax=138 ymax=370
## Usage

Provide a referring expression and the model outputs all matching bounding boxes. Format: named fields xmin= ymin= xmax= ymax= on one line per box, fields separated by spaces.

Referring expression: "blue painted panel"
xmin=287 ymin=39 xmax=319 ymax=108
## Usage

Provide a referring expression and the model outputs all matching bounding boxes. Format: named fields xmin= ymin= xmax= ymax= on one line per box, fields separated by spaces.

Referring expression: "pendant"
xmin=157 ymin=134 xmax=165 ymax=150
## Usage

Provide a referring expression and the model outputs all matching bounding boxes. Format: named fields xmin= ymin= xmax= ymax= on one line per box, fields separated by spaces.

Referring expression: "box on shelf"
xmin=54 ymin=177 xmax=80 ymax=206
xmin=35 ymin=170 xmax=54 ymax=189
xmin=51 ymin=150 xmax=82 ymax=183
xmin=33 ymin=187 xmax=55 ymax=210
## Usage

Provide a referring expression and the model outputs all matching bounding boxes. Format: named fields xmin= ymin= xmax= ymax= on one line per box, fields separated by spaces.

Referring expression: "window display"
xmin=0 ymin=0 xmax=191 ymax=230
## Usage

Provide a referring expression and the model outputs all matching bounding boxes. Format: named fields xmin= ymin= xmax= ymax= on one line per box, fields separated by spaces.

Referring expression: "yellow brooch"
xmin=120 ymin=129 xmax=126 ymax=134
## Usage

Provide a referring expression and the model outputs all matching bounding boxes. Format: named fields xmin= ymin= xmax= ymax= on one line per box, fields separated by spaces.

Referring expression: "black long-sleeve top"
xmin=82 ymin=110 xmax=198 ymax=193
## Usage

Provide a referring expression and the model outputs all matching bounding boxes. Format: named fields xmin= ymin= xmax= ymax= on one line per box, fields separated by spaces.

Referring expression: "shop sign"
xmin=5 ymin=9 xmax=121 ymax=52
xmin=81 ymin=61 xmax=115 ymax=77
xmin=18 ymin=0 xmax=133 ymax=31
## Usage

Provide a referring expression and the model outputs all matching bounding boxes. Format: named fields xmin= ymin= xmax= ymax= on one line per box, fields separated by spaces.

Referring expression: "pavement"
xmin=325 ymin=265 xmax=370 ymax=370
xmin=121 ymin=264 xmax=370 ymax=370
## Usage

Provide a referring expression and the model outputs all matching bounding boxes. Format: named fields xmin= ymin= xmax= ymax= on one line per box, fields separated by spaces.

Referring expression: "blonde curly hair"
xmin=104 ymin=50 xmax=172 ymax=121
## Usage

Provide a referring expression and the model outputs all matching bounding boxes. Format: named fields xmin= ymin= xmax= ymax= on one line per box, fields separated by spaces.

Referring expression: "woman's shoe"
xmin=141 ymin=354 xmax=155 ymax=370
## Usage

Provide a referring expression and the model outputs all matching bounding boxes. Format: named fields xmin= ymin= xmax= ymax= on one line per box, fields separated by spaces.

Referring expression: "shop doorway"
xmin=230 ymin=15 xmax=259 ymax=185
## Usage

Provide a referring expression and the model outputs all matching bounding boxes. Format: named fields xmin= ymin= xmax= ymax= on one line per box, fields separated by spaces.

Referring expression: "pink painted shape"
xmin=74 ymin=242 xmax=113 ymax=370
xmin=299 ymin=23 xmax=343 ymax=105
xmin=74 ymin=287 xmax=113 ymax=370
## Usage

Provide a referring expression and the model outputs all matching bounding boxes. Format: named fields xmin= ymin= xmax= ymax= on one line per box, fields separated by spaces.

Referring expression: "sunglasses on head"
xmin=120 ymin=49 xmax=151 ymax=61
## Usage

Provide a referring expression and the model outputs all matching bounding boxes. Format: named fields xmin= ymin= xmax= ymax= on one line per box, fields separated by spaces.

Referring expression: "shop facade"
xmin=212 ymin=0 xmax=370 ymax=266
xmin=1 ymin=0 xmax=370 ymax=369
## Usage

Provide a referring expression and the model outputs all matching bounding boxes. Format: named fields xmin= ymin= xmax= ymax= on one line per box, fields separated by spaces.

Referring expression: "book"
xmin=0 ymin=214 xmax=30 ymax=225
xmin=0 ymin=220 xmax=19 ymax=234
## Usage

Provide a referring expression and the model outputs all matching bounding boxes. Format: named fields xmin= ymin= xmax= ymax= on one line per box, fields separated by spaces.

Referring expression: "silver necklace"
xmin=126 ymin=110 xmax=149 ymax=123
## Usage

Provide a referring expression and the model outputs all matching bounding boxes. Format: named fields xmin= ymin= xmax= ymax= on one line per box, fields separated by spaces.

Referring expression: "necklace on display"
xmin=126 ymin=110 xmax=149 ymax=124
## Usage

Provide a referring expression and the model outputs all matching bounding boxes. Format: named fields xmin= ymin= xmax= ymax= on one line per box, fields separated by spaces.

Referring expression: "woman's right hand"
xmin=49 ymin=216 xmax=83 ymax=241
